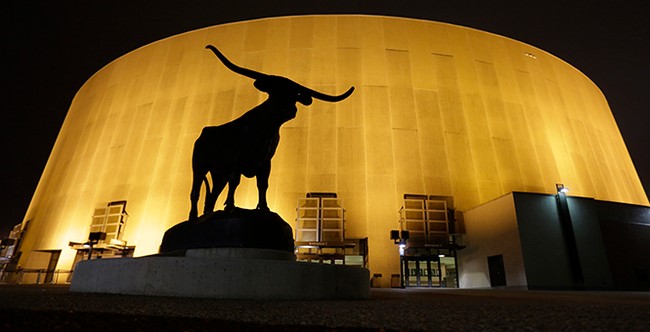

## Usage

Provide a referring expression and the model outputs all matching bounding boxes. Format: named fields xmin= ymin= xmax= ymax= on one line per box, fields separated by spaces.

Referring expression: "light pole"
xmin=555 ymin=183 xmax=584 ymax=284
xmin=390 ymin=229 xmax=410 ymax=288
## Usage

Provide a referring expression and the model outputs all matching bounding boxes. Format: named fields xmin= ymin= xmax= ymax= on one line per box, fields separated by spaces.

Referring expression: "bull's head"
xmin=206 ymin=45 xmax=354 ymax=109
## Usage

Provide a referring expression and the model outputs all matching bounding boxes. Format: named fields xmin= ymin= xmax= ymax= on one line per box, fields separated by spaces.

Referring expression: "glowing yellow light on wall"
xmin=18 ymin=15 xmax=648 ymax=284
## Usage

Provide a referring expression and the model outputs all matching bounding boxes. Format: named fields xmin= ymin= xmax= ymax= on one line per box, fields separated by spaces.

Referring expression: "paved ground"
xmin=0 ymin=285 xmax=648 ymax=331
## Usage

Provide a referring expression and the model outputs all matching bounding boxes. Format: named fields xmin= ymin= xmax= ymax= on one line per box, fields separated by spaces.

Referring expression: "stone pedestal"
xmin=70 ymin=248 xmax=370 ymax=300
xmin=160 ymin=208 xmax=294 ymax=253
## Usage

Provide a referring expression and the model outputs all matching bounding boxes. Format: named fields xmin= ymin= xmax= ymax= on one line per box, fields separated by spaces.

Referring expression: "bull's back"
xmin=192 ymin=124 xmax=239 ymax=171
xmin=192 ymin=118 xmax=281 ymax=175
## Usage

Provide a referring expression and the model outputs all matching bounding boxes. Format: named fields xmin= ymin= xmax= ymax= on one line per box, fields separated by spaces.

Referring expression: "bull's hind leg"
xmin=224 ymin=174 xmax=241 ymax=212
xmin=204 ymin=172 xmax=227 ymax=215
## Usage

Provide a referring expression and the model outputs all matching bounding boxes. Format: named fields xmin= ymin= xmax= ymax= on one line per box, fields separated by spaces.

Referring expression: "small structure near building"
xmin=0 ymin=224 xmax=24 ymax=283
xmin=459 ymin=191 xmax=650 ymax=291
xmin=68 ymin=201 xmax=135 ymax=263
xmin=295 ymin=192 xmax=368 ymax=267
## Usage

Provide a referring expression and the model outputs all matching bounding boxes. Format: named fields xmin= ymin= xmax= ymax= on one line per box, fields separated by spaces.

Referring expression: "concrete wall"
xmin=459 ymin=193 xmax=527 ymax=288
xmin=461 ymin=192 xmax=629 ymax=290
xmin=513 ymin=193 xmax=614 ymax=290
xmin=565 ymin=196 xmax=614 ymax=289
xmin=513 ymin=193 xmax=578 ymax=289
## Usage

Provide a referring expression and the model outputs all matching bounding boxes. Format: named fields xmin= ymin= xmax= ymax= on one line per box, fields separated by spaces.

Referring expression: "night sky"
xmin=3 ymin=1 xmax=648 ymax=236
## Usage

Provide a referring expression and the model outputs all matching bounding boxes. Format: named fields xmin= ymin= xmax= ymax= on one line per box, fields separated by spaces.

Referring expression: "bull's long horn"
xmin=304 ymin=86 xmax=355 ymax=102
xmin=205 ymin=45 xmax=266 ymax=80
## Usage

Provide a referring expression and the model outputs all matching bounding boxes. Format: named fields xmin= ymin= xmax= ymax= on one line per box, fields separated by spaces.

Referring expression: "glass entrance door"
xmin=406 ymin=259 xmax=420 ymax=287
xmin=404 ymin=257 xmax=441 ymax=287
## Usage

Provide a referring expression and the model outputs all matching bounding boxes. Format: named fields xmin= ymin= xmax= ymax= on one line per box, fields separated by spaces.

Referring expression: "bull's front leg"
xmin=224 ymin=174 xmax=241 ymax=212
xmin=256 ymin=162 xmax=271 ymax=211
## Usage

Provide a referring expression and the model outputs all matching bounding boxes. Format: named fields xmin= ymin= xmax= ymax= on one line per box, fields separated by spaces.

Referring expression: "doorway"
xmin=487 ymin=254 xmax=507 ymax=287
xmin=404 ymin=257 xmax=442 ymax=287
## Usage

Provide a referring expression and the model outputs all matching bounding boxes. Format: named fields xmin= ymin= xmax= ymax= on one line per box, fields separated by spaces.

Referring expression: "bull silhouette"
xmin=189 ymin=45 xmax=354 ymax=220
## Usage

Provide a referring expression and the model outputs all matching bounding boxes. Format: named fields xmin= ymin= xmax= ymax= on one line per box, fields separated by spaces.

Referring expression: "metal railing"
xmin=0 ymin=269 xmax=73 ymax=284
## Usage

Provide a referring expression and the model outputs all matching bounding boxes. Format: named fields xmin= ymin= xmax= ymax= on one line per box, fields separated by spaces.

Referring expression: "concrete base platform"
xmin=70 ymin=248 xmax=370 ymax=300
xmin=160 ymin=209 xmax=295 ymax=253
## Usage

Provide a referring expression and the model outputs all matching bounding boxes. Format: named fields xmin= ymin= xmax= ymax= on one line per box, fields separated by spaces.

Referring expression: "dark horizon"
xmin=3 ymin=1 xmax=648 ymax=236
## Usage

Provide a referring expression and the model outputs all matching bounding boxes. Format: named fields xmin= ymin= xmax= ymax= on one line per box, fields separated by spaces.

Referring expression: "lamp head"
xmin=556 ymin=183 xmax=569 ymax=194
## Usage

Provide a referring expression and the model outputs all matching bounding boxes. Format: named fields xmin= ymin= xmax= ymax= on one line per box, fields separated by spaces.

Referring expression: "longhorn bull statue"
xmin=189 ymin=45 xmax=354 ymax=220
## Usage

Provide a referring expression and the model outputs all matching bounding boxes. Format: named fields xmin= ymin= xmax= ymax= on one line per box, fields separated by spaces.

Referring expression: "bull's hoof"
xmin=224 ymin=204 xmax=236 ymax=213
xmin=160 ymin=208 xmax=294 ymax=253
xmin=189 ymin=210 xmax=199 ymax=222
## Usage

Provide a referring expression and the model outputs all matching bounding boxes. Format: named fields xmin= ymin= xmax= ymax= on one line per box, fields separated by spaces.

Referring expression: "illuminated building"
xmin=10 ymin=15 xmax=649 ymax=289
